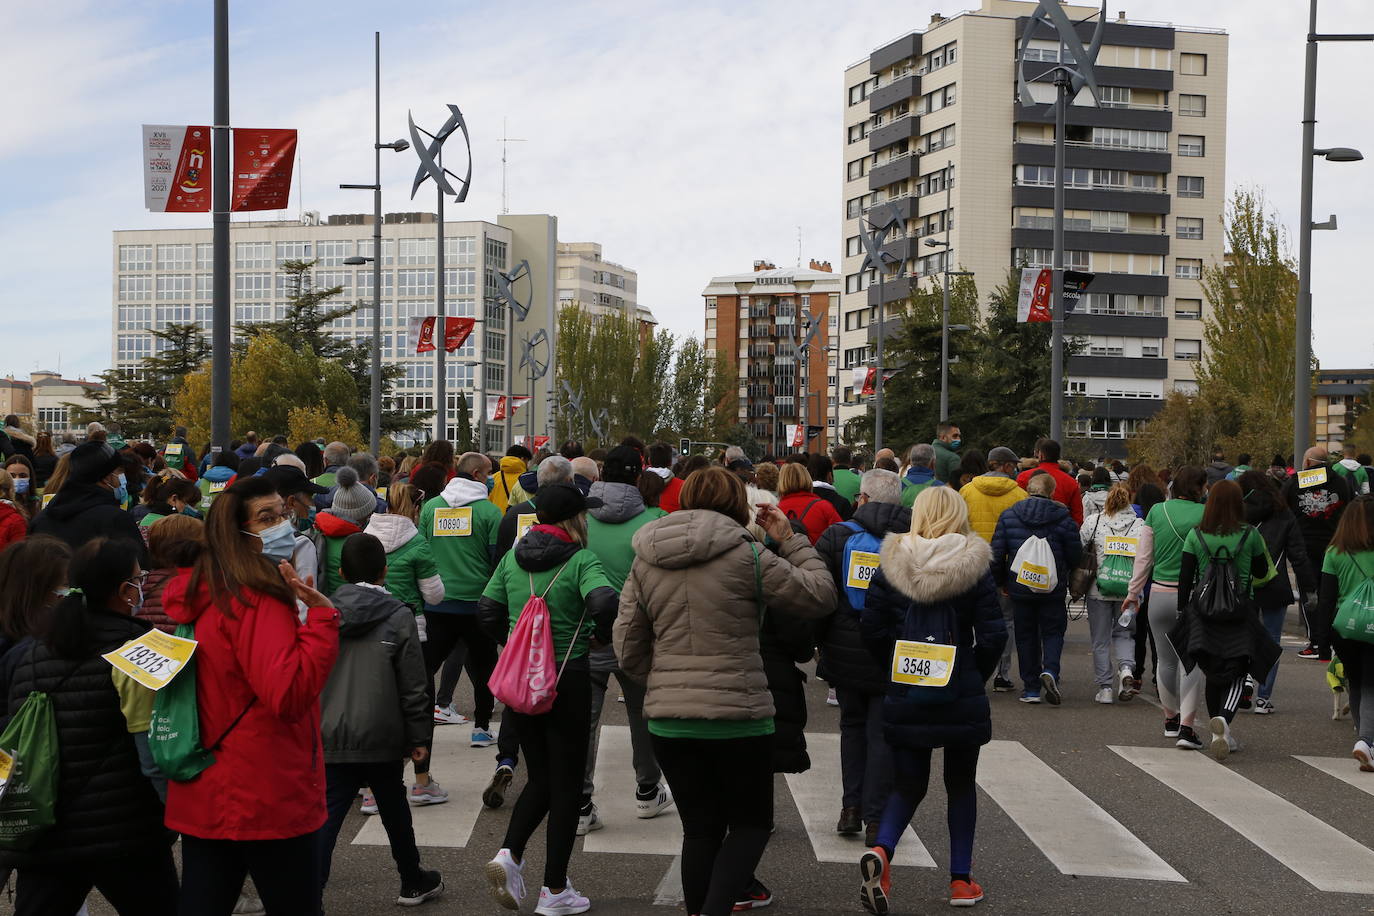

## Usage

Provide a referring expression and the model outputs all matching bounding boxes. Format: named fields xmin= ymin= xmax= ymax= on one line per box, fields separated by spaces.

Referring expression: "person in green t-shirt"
xmin=1175 ymin=480 xmax=1278 ymax=763
xmin=1320 ymin=495 xmax=1374 ymax=771
xmin=476 ymin=483 xmax=618 ymax=914
xmin=831 ymin=446 xmax=862 ymax=503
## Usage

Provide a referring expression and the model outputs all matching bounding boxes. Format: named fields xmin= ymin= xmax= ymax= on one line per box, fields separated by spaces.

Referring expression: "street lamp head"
xmin=343 ymin=256 xmax=372 ymax=265
xmin=923 ymin=238 xmax=948 ymax=248
xmin=1317 ymin=147 xmax=1363 ymax=162
xmin=949 ymin=324 xmax=972 ymax=332
xmin=379 ymin=138 xmax=411 ymax=152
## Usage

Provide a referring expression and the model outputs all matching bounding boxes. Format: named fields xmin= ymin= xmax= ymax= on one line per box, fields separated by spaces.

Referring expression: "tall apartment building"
xmin=1311 ymin=368 xmax=1374 ymax=454
xmin=557 ymin=242 xmax=655 ymax=326
xmin=111 ymin=212 xmax=565 ymax=449
xmin=703 ymin=260 xmax=841 ymax=454
xmin=840 ymin=0 xmax=1227 ymax=454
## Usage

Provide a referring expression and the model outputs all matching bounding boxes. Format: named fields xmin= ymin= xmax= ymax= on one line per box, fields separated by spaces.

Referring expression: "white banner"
xmin=487 ymin=395 xmax=531 ymax=422
xmin=142 ymin=124 xmax=211 ymax=212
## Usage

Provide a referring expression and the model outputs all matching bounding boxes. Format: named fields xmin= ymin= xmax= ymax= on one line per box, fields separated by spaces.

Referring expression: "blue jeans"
xmin=875 ymin=744 xmax=979 ymax=877
xmin=1011 ymin=594 xmax=1068 ymax=691
xmin=1259 ymin=605 xmax=1288 ymax=700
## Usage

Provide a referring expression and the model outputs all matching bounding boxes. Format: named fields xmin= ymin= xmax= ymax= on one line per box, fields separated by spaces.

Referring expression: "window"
xmin=1178 ymin=176 xmax=1204 ymax=198
xmin=918 ymin=83 xmax=957 ymax=115
xmin=847 ymin=122 xmax=869 ymax=144
xmin=156 ymin=244 xmax=192 ymax=270
xmin=1132 ymin=173 xmax=1162 ymax=190
xmin=847 ymin=156 xmax=871 ymax=181
xmin=444 ymin=268 xmax=476 ymax=297
xmin=397 ymin=269 xmax=435 ymax=297
xmin=157 ymin=304 xmax=193 ymax=324
xmin=1179 ymin=94 xmax=1207 ymax=117
xmin=921 ymin=124 xmax=956 ymax=154
xmin=848 ymin=81 xmax=869 ymax=106
xmin=156 ymin=274 xmax=193 ymax=299
xmin=846 ymin=193 xmax=871 ymax=219
xmin=1179 ymin=135 xmax=1205 ymax=157
xmin=1014 ymin=248 xmax=1090 ymax=271
xmin=1175 ymin=299 xmax=1202 ymax=320
xmin=235 ymin=242 xmax=272 ymax=269
xmin=445 ymin=236 xmax=477 ymax=265
xmin=235 ymin=272 xmax=272 ymax=299
xmin=196 ymin=243 xmax=212 ymax=269
xmin=1090 ymin=128 xmax=1167 ymax=151
xmin=37 ymin=407 xmax=70 ymax=432
xmin=195 ymin=274 xmax=212 ymax=300
xmin=357 ymin=270 xmax=394 ymax=297
xmin=1175 ymin=259 xmax=1202 ymax=279
xmin=277 ymin=270 xmax=309 ymax=299
xmin=234 ymin=303 xmax=274 ymax=323
xmin=357 ymin=238 xmax=395 ymax=265
xmin=117 ymin=334 xmax=154 ymax=361
xmin=1176 ymin=217 xmax=1204 ymax=240
xmin=118 ymin=276 xmax=151 ymax=301
xmin=315 ymin=270 xmax=351 ymax=294
xmin=1174 ymin=339 xmax=1202 ymax=361
xmin=1099 ymin=86 xmax=1131 ymax=108
xmin=118 ymin=305 xmax=152 ymax=330
xmin=275 ymin=241 xmax=311 ymax=265
xmin=1067 ymin=380 xmax=1087 ymax=395
xmin=1081 ymin=294 xmax=1164 ymax=317
xmin=1175 ymin=379 xmax=1199 ymax=395
xmin=397 ymin=238 xmax=435 ymax=264
xmin=316 ymin=240 xmax=353 ymax=266
xmin=1180 ymin=53 xmax=1207 ymax=76
xmin=119 ymin=245 xmax=152 ymax=271
xmin=484 ymin=237 xmax=508 ymax=268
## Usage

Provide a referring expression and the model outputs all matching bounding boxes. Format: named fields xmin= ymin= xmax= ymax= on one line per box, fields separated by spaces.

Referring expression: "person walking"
xmin=139 ymin=513 xmax=205 ymax=634
xmin=1016 ymin=439 xmax=1084 ymax=525
xmin=1080 ymin=484 xmax=1153 ymax=704
xmin=777 ymin=462 xmax=843 ymax=544
xmin=899 ymin=444 xmax=944 ymax=508
xmin=365 ymin=483 xmax=445 ymax=616
xmin=315 ymin=534 xmax=444 ymax=911
xmin=315 ymin=466 xmax=378 ymax=595
xmin=490 ymin=446 xmax=532 ymax=513
xmin=930 ymin=422 xmax=963 ymax=484
xmin=990 ymin=473 xmax=1081 ymax=704
xmin=1081 ymin=467 xmax=1111 ymax=520
xmin=816 ymin=468 xmax=907 ymax=846
xmin=162 ymin=475 xmax=340 ymax=914
xmin=615 ymin=467 xmax=836 ymax=916
xmin=479 ymin=484 xmax=619 ymax=916
xmin=832 ymin=446 xmax=862 ymax=503
xmin=1283 ymin=447 xmax=1354 ymax=662
xmin=960 ymin=447 xmax=1028 ymax=692
xmin=809 ymin=453 xmax=854 ymax=521
xmin=1170 ymin=479 xmax=1277 ymax=761
xmin=1318 ymin=496 xmax=1374 ymax=770
xmin=857 ymin=486 xmax=1008 ymax=913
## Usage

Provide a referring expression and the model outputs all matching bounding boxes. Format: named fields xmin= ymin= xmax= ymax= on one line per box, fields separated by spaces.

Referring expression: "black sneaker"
xmin=992 ymin=676 xmax=1014 ymax=693
xmin=482 ymin=764 xmax=514 ymax=809
xmin=1176 ymin=726 xmax=1204 ymax=751
xmin=397 ymin=869 xmax=443 ymax=907
xmin=1163 ymin=715 xmax=1181 ymax=738
xmin=1297 ymin=645 xmax=1322 ymax=660
xmin=837 ymin=806 xmax=862 ymax=836
xmin=733 ymin=878 xmax=772 ymax=911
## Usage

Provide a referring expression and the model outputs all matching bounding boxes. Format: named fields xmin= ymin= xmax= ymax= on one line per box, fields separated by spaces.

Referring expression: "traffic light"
xmin=679 ymin=437 xmax=691 ymax=456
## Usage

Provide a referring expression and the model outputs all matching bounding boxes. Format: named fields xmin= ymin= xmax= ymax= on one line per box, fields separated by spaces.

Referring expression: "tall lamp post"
xmin=859 ymin=204 xmax=903 ymax=453
xmin=210 ymin=0 xmax=230 ymax=451
xmin=923 ymin=240 xmax=975 ymax=420
xmin=339 ymin=34 xmax=410 ymax=456
xmin=1293 ymin=0 xmax=1370 ymax=460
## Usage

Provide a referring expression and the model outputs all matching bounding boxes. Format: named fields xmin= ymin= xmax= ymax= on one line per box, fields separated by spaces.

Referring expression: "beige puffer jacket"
xmin=615 ymin=509 xmax=837 ymax=722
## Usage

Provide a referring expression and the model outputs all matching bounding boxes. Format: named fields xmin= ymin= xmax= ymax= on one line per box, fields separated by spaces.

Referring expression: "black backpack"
xmin=1189 ymin=528 xmax=1258 ymax=624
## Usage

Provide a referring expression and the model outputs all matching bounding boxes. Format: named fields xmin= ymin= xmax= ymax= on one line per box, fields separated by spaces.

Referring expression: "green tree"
xmin=1129 ymin=389 xmax=1242 ymax=469
xmin=65 ymin=323 xmax=211 ymax=437
xmin=720 ymin=423 xmax=764 ymax=461
xmin=665 ymin=337 xmax=710 ymax=441
xmin=554 ymin=306 xmax=671 ymax=446
xmin=704 ymin=351 xmax=738 ymax=442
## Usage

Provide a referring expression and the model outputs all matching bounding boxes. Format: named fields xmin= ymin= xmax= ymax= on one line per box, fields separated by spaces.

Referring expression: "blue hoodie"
xmin=902 ymin=466 xmax=940 ymax=489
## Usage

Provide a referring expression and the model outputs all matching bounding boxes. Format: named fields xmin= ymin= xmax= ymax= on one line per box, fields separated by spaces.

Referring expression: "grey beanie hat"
xmin=329 ymin=466 xmax=375 ymax=526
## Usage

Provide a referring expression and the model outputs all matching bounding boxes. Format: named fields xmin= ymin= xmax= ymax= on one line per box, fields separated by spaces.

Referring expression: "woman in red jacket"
xmin=776 ymin=462 xmax=842 ymax=544
xmin=162 ymin=475 xmax=339 ymax=915
xmin=0 ymin=468 xmax=26 ymax=549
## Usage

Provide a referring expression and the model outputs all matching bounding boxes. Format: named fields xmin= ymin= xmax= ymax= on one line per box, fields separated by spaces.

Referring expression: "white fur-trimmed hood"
xmin=878 ymin=531 xmax=991 ymax=604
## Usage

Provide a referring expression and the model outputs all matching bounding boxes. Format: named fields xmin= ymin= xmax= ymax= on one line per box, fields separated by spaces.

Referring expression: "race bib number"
xmin=891 ymin=640 xmax=956 ymax=687
xmin=377 ymin=486 xmax=388 ymax=501
xmin=208 ymin=480 xmax=228 ymax=494
xmin=165 ymin=442 xmax=183 ymax=456
xmin=516 ymin=513 xmax=537 ymax=542
xmin=0 ymin=746 xmax=12 ymax=804
xmin=1299 ymin=467 xmax=1328 ymax=489
xmin=433 ymin=506 xmax=473 ymax=537
xmin=1016 ymin=562 xmax=1052 ymax=591
xmin=846 ymin=551 xmax=881 ymax=590
xmin=102 ymin=629 xmax=198 ymax=691
xmin=1104 ymin=536 xmax=1139 ymax=557
xmin=42 ymin=493 xmax=54 ymax=508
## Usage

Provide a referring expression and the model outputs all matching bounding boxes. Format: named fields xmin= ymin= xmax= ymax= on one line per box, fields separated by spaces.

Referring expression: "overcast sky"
xmin=3 ymin=0 xmax=1372 ymax=381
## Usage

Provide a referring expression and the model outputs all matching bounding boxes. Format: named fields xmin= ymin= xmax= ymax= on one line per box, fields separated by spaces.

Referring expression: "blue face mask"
xmin=949 ymin=439 xmax=962 ymax=450
xmin=13 ymin=478 xmax=29 ymax=495
xmin=113 ymin=473 xmax=128 ymax=505
xmin=294 ymin=506 xmax=316 ymax=533
xmin=245 ymin=519 xmax=297 ymax=561
xmin=485 ymin=477 xmax=495 ymax=493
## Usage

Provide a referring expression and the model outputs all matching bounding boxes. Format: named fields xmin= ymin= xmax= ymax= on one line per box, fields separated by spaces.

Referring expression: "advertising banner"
xmin=231 ymin=128 xmax=297 ymax=212
xmin=487 ymin=396 xmax=531 ymax=423
xmin=1017 ymin=267 xmax=1095 ymax=321
xmin=142 ymin=125 xmax=211 ymax=212
xmin=408 ymin=316 xmax=476 ymax=354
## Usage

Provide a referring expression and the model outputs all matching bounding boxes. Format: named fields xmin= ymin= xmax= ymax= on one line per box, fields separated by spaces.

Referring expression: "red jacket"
xmin=0 ymin=501 xmax=25 ymax=550
xmin=1017 ymin=462 xmax=1084 ymax=525
xmin=162 ymin=570 xmax=339 ymax=841
xmin=660 ymin=476 xmax=684 ymax=513
xmin=777 ymin=490 xmax=843 ymax=544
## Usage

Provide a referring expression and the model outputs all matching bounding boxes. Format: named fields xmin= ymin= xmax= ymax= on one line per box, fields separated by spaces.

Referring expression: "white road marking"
xmin=583 ymin=725 xmax=683 ymax=856
xmin=1114 ymin=745 xmax=1374 ymax=893
xmin=1296 ymin=755 xmax=1374 ymax=798
xmin=653 ymin=856 xmax=684 ymax=906
xmin=352 ymin=726 xmax=487 ymax=849
xmin=979 ymin=741 xmax=1184 ymax=881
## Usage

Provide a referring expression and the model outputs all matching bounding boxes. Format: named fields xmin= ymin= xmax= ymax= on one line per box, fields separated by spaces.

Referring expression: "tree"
xmin=720 ymin=423 xmax=764 ymax=461
xmin=554 ymin=306 xmax=671 ymax=446
xmin=65 ymin=323 xmax=211 ymax=437
xmin=704 ymin=352 xmax=738 ymax=442
xmin=1129 ymin=390 xmax=1242 ymax=469
xmin=287 ymin=406 xmax=363 ymax=449
xmin=665 ymin=337 xmax=710 ymax=441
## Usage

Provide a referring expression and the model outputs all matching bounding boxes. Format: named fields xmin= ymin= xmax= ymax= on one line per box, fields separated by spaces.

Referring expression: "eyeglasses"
xmin=252 ymin=510 xmax=291 ymax=526
xmin=127 ymin=572 xmax=150 ymax=587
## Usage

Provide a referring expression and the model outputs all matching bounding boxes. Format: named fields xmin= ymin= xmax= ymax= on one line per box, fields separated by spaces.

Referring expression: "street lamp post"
xmin=1293 ymin=0 xmax=1371 ymax=460
xmin=211 ymin=0 xmax=230 ymax=452
xmin=923 ymin=230 xmax=974 ymax=422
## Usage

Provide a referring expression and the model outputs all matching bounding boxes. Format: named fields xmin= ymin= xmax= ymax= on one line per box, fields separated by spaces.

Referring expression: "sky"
xmin=3 ymin=0 xmax=1373 ymax=381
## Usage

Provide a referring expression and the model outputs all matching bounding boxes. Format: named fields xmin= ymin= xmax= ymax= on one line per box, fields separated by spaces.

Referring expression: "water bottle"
xmin=1118 ymin=608 xmax=1135 ymax=628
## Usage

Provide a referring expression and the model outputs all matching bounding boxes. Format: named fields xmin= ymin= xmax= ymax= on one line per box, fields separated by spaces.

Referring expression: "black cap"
xmin=68 ymin=441 xmax=122 ymax=485
xmin=602 ymin=445 xmax=643 ymax=485
xmin=263 ymin=464 xmax=329 ymax=497
xmin=534 ymin=483 xmax=603 ymax=524
xmin=728 ymin=457 xmax=755 ymax=473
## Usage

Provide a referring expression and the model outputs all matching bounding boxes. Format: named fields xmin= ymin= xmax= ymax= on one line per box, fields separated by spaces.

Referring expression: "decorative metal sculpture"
xmin=520 ymin=329 xmax=550 ymax=380
xmin=589 ymin=407 xmax=610 ymax=440
xmin=496 ymin=259 xmax=533 ymax=321
xmin=1016 ymin=0 xmax=1106 ymax=109
xmin=785 ymin=308 xmax=823 ymax=361
xmin=408 ymin=104 xmax=472 ymax=202
xmin=860 ymin=202 xmax=904 ymax=274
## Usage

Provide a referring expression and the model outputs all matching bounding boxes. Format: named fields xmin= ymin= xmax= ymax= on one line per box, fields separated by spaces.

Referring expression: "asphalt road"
xmin=85 ymin=606 xmax=1374 ymax=916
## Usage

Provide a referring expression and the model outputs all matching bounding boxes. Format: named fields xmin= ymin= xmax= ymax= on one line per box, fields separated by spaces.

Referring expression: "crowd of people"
xmin=0 ymin=415 xmax=1372 ymax=916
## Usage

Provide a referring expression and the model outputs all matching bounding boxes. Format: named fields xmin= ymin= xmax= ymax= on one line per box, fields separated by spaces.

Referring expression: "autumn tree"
xmin=66 ymin=323 xmax=211 ymax=437
xmin=1129 ymin=389 xmax=1243 ymax=469
xmin=287 ymin=406 xmax=363 ymax=449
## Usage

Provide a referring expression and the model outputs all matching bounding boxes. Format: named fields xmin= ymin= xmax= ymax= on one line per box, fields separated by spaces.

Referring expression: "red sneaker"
xmin=949 ymin=879 xmax=984 ymax=907
xmin=859 ymin=847 xmax=891 ymax=915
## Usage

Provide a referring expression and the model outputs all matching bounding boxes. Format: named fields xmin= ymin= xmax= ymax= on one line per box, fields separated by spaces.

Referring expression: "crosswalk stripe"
xmin=784 ymin=733 xmax=935 ymax=868
xmin=1295 ymin=755 xmax=1374 ymax=798
xmin=583 ymin=725 xmax=682 ymax=856
xmin=978 ymin=741 xmax=1184 ymax=882
xmin=653 ymin=856 xmax=684 ymax=906
xmin=1113 ymin=745 xmax=1374 ymax=894
xmin=352 ymin=725 xmax=486 ymax=849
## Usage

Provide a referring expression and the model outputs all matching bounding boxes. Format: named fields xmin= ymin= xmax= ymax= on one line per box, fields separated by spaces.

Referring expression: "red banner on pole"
xmin=1017 ymin=268 xmax=1054 ymax=323
xmin=231 ymin=128 xmax=297 ymax=212
xmin=487 ymin=396 xmax=531 ymax=423
xmin=408 ymin=317 xmax=476 ymax=354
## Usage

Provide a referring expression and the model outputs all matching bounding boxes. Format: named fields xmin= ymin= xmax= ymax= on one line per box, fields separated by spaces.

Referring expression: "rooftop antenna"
xmin=499 ymin=118 xmax=526 ymax=214
xmin=797 ymin=225 xmax=803 ymax=267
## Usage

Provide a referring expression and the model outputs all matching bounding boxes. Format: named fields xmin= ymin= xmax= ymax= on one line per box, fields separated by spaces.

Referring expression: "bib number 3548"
xmin=890 ymin=639 xmax=956 ymax=688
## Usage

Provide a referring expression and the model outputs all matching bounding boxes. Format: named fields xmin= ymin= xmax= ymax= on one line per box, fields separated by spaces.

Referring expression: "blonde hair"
xmin=556 ymin=513 xmax=588 ymax=546
xmin=755 ymin=462 xmax=779 ymax=493
xmin=45 ymin=453 xmax=71 ymax=496
xmin=0 ymin=468 xmax=12 ymax=502
xmin=908 ymin=485 xmax=971 ymax=539
xmin=1105 ymin=482 xmax=1133 ymax=516
xmin=777 ymin=462 xmax=813 ymax=497
xmin=388 ymin=481 xmax=423 ymax=522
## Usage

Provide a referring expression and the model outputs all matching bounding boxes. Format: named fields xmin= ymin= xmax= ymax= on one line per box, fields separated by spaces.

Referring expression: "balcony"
xmin=868 ymin=115 xmax=920 ymax=153
xmin=1016 ymin=100 xmax=1172 ymax=133
xmin=1012 ymin=226 xmax=1170 ymax=256
xmin=868 ymin=153 xmax=921 ymax=191
xmin=1067 ymin=355 xmax=1168 ymax=379
xmin=1013 ymin=183 xmax=1171 ymax=215
xmin=1018 ymin=59 xmax=1175 ymax=93
xmin=1016 ymin=16 xmax=1175 ymax=52
xmin=860 ymin=193 xmax=917 ymax=223
xmin=869 ymin=74 xmax=919 ymax=114
xmin=1064 ymin=313 xmax=1169 ymax=338
xmin=865 ymin=274 xmax=917 ymax=308
xmin=1013 ymin=140 xmax=1171 ymax=176
xmin=870 ymin=34 xmax=921 ymax=74
xmin=1078 ymin=395 xmax=1167 ymax=420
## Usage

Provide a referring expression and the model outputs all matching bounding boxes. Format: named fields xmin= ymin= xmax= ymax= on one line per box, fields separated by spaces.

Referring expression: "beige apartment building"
xmin=840 ymin=0 xmax=1227 ymax=454
xmin=557 ymin=242 xmax=655 ymax=326
xmin=112 ymin=212 xmax=566 ymax=449
xmin=0 ymin=372 xmax=106 ymax=437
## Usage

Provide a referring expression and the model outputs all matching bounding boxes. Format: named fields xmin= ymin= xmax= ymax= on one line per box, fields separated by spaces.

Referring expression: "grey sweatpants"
xmin=1147 ymin=588 xmax=1205 ymax=726
xmin=1086 ymin=596 xmax=1137 ymax=688
xmin=997 ymin=592 xmax=1015 ymax=680
xmin=584 ymin=668 xmax=660 ymax=798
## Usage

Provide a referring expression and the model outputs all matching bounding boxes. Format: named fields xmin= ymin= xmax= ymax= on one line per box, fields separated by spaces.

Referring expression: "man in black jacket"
xmin=1283 ymin=446 xmax=1354 ymax=661
xmin=29 ymin=441 xmax=144 ymax=561
xmin=814 ymin=468 xmax=907 ymax=845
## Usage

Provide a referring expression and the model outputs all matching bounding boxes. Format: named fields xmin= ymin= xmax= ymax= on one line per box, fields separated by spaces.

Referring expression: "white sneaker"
xmin=359 ymin=791 xmax=378 ymax=815
xmin=1355 ymin=740 xmax=1374 ymax=772
xmin=1117 ymin=667 xmax=1136 ymax=702
xmin=471 ymin=727 xmax=498 ymax=747
xmin=826 ymin=687 xmax=839 ymax=707
xmin=409 ymin=779 xmax=450 ymax=805
xmin=576 ymin=803 xmax=603 ymax=836
xmin=1209 ymin=716 xmax=1238 ymax=761
xmin=1094 ymin=687 xmax=1114 ymax=705
xmin=535 ymin=881 xmax=591 ymax=915
xmin=232 ymin=894 xmax=266 ymax=916
xmin=484 ymin=848 xmax=526 ymax=910
xmin=433 ymin=703 xmax=469 ymax=725
xmin=635 ymin=783 xmax=674 ymax=819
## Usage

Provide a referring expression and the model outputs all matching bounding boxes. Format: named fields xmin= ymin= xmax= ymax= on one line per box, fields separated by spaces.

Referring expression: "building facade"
xmin=1312 ymin=369 xmax=1374 ymax=454
xmin=840 ymin=0 xmax=1227 ymax=453
xmin=703 ymin=261 xmax=841 ymax=454
xmin=112 ymin=212 xmax=565 ymax=449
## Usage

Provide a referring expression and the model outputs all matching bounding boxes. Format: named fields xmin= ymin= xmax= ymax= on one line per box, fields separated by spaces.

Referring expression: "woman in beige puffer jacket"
xmin=615 ymin=466 xmax=835 ymax=916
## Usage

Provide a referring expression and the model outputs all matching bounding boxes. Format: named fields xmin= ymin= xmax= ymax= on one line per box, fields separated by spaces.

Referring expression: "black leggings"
xmin=652 ymin=733 xmax=774 ymax=916
xmin=504 ymin=667 xmax=592 ymax=890
xmin=180 ymin=832 xmax=318 ymax=916
xmin=1205 ymin=674 xmax=1246 ymax=723
xmin=15 ymin=848 xmax=178 ymax=916
xmin=1133 ymin=593 xmax=1157 ymax=680
xmin=417 ymin=612 xmax=498 ymax=775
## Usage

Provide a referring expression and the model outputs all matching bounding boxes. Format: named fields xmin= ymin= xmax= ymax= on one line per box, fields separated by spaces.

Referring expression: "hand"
xmin=410 ymin=747 xmax=429 ymax=764
xmin=1122 ymin=596 xmax=1138 ymax=614
xmin=755 ymin=503 xmax=794 ymax=543
xmin=279 ymin=560 xmax=333 ymax=609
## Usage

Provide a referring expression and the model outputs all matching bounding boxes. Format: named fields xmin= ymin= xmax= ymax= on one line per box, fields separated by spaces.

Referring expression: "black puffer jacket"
xmin=1246 ymin=489 xmax=1318 ymax=609
xmin=815 ymin=502 xmax=911 ymax=695
xmin=0 ymin=608 xmax=167 ymax=866
xmin=29 ymin=483 xmax=145 ymax=561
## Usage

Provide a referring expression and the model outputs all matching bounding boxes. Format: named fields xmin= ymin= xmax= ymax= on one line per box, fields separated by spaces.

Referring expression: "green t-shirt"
xmin=648 ymin=717 xmax=776 ymax=739
xmin=1182 ymin=526 xmax=1272 ymax=594
xmin=586 ymin=508 xmax=666 ymax=591
xmin=901 ymin=481 xmax=937 ymax=508
xmin=481 ymin=547 xmax=612 ymax=660
xmin=1322 ymin=548 xmax=1374 ymax=599
xmin=419 ymin=494 xmax=504 ymax=602
xmin=1145 ymin=499 xmax=1205 ymax=584
xmin=833 ymin=468 xmax=862 ymax=503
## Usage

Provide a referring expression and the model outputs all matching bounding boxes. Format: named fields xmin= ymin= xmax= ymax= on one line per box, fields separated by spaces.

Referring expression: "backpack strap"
xmin=799 ymin=498 xmax=823 ymax=524
xmin=530 ymin=561 xmax=571 ymax=601
xmin=749 ymin=541 xmax=766 ymax=629
xmin=206 ymin=697 xmax=258 ymax=752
